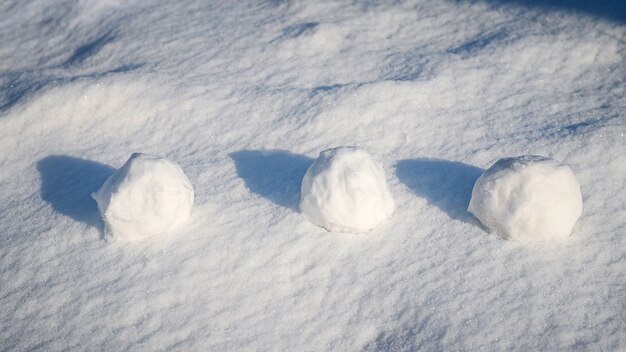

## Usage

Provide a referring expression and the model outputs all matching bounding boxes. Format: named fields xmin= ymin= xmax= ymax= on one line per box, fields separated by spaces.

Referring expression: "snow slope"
xmin=0 ymin=0 xmax=624 ymax=350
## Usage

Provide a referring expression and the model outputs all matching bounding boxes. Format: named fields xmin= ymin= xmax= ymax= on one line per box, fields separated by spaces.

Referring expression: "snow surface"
xmin=92 ymin=153 xmax=194 ymax=241
xmin=1 ymin=0 xmax=625 ymax=350
xmin=299 ymin=147 xmax=395 ymax=233
xmin=468 ymin=155 xmax=583 ymax=242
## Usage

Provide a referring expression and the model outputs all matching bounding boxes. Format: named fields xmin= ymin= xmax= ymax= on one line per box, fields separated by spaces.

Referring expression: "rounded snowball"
xmin=299 ymin=147 xmax=395 ymax=233
xmin=468 ymin=155 xmax=582 ymax=242
xmin=92 ymin=153 xmax=194 ymax=241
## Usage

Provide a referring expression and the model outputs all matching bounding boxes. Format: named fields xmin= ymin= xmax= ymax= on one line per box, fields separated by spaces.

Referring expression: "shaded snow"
xmin=0 ymin=0 xmax=624 ymax=350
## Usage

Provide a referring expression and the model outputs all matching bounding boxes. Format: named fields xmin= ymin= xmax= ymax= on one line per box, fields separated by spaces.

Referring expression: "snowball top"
xmin=92 ymin=153 xmax=194 ymax=241
xmin=299 ymin=147 xmax=395 ymax=233
xmin=468 ymin=155 xmax=582 ymax=242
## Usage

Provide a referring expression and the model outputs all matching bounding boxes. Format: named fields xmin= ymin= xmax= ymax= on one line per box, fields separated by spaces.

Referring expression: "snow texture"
xmin=0 ymin=0 xmax=625 ymax=351
xmin=92 ymin=153 xmax=194 ymax=241
xmin=299 ymin=147 xmax=394 ymax=232
xmin=469 ymin=155 xmax=583 ymax=242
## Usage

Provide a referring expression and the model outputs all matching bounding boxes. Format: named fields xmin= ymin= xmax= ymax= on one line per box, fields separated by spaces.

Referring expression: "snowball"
xmin=468 ymin=155 xmax=582 ymax=242
xmin=299 ymin=147 xmax=395 ymax=232
xmin=92 ymin=153 xmax=194 ymax=241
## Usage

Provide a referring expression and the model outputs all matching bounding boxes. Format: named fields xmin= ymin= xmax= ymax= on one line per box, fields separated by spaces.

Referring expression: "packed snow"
xmin=92 ymin=153 xmax=194 ymax=241
xmin=1 ymin=0 xmax=625 ymax=351
xmin=468 ymin=155 xmax=583 ymax=242
xmin=299 ymin=147 xmax=394 ymax=232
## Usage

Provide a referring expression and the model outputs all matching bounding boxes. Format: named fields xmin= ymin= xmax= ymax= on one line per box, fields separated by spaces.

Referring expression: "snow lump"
xmin=299 ymin=147 xmax=395 ymax=232
xmin=468 ymin=155 xmax=583 ymax=242
xmin=92 ymin=153 xmax=194 ymax=241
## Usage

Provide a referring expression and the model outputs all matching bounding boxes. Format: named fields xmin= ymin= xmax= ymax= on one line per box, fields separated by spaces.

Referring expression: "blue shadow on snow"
xmin=395 ymin=158 xmax=483 ymax=222
xmin=0 ymin=64 xmax=143 ymax=114
xmin=472 ymin=0 xmax=626 ymax=23
xmin=282 ymin=22 xmax=319 ymax=38
xmin=37 ymin=155 xmax=114 ymax=229
xmin=63 ymin=30 xmax=116 ymax=67
xmin=230 ymin=150 xmax=313 ymax=211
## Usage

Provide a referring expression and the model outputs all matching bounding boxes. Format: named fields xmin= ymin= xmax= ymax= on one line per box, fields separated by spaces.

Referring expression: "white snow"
xmin=299 ymin=147 xmax=394 ymax=232
xmin=468 ymin=155 xmax=583 ymax=242
xmin=0 ymin=0 xmax=625 ymax=351
xmin=92 ymin=153 xmax=194 ymax=241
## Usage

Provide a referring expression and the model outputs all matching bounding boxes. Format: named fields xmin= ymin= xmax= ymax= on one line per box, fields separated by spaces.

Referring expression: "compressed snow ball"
xmin=468 ymin=155 xmax=582 ymax=242
xmin=92 ymin=153 xmax=194 ymax=241
xmin=299 ymin=147 xmax=395 ymax=233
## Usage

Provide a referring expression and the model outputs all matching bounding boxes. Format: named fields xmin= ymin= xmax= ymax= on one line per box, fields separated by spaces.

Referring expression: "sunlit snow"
xmin=0 ymin=0 xmax=624 ymax=350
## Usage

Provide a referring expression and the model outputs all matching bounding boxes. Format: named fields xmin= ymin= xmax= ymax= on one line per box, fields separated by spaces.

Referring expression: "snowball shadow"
xmin=230 ymin=150 xmax=313 ymax=211
xmin=37 ymin=155 xmax=114 ymax=229
xmin=395 ymin=158 xmax=483 ymax=222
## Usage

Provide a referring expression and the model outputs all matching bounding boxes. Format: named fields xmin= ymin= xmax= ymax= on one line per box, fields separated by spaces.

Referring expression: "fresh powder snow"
xmin=468 ymin=155 xmax=583 ymax=242
xmin=0 ymin=0 xmax=625 ymax=351
xmin=299 ymin=146 xmax=395 ymax=232
xmin=92 ymin=153 xmax=194 ymax=241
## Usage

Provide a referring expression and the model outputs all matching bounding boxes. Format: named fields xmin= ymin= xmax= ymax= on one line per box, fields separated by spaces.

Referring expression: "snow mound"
xmin=468 ymin=155 xmax=583 ymax=242
xmin=299 ymin=147 xmax=394 ymax=233
xmin=92 ymin=153 xmax=194 ymax=241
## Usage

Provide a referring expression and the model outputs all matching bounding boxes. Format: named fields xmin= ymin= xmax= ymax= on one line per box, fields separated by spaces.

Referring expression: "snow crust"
xmin=299 ymin=147 xmax=394 ymax=232
xmin=0 ymin=0 xmax=624 ymax=351
xmin=92 ymin=153 xmax=194 ymax=241
xmin=469 ymin=155 xmax=583 ymax=242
